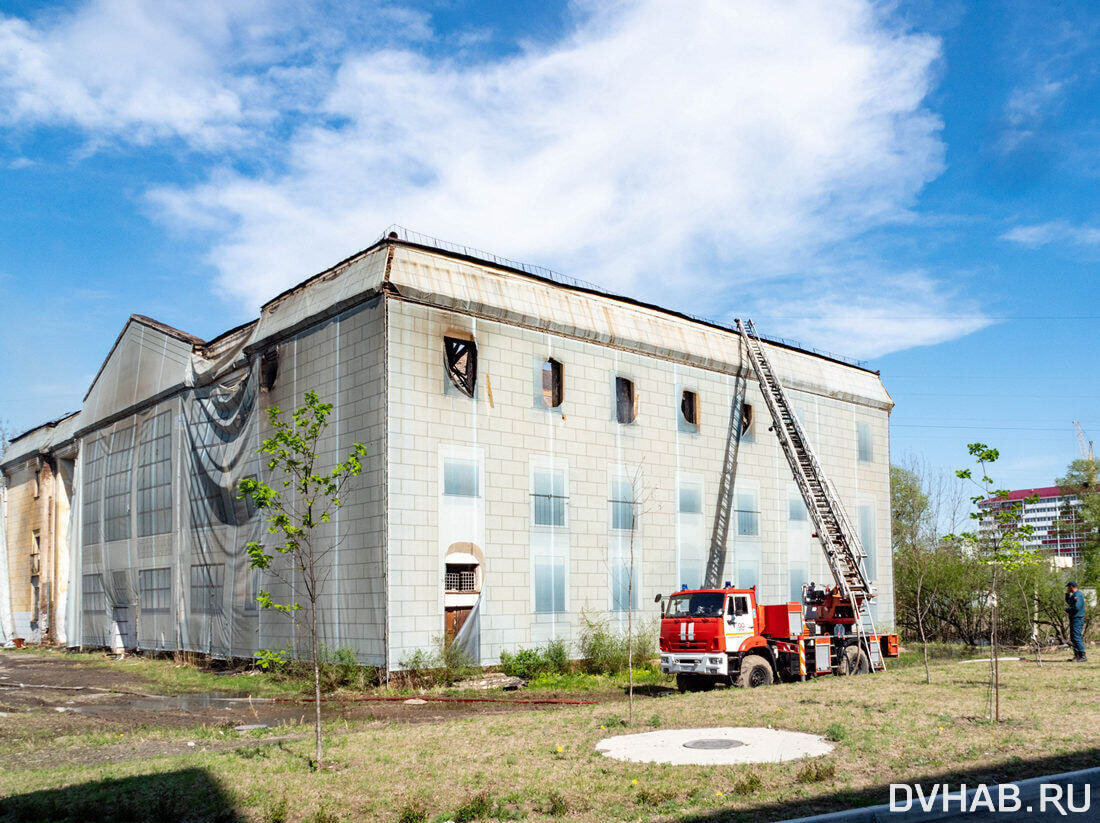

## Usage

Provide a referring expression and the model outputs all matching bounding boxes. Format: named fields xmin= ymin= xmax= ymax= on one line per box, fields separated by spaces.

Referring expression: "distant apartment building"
xmin=978 ymin=486 xmax=1087 ymax=565
xmin=1 ymin=230 xmax=895 ymax=667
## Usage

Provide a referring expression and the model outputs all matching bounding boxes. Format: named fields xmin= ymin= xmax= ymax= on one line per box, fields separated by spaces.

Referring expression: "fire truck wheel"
xmin=735 ymin=655 xmax=774 ymax=688
xmin=838 ymin=645 xmax=870 ymax=675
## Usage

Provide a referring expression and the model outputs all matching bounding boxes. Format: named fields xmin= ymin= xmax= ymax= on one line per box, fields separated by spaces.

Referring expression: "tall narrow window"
xmin=190 ymin=564 xmax=225 ymax=615
xmin=735 ymin=490 xmax=759 ymax=536
xmin=857 ymin=422 xmax=873 ymax=463
xmin=679 ymin=389 xmax=699 ymax=433
xmin=136 ymin=411 xmax=172 ymax=536
xmin=615 ymin=376 xmax=636 ymax=424
xmin=541 ymin=358 xmax=563 ymax=408
xmin=82 ymin=436 xmax=106 ymax=545
xmin=532 ymin=468 xmax=567 ymax=527
xmin=534 ymin=556 xmax=566 ymax=614
xmin=104 ymin=425 xmax=135 ymax=542
xmin=443 ymin=458 xmax=479 ymax=497
xmin=677 ymin=478 xmax=704 ymax=590
xmin=82 ymin=573 xmax=106 ymax=612
xmin=858 ymin=504 xmax=876 ymax=581
xmin=138 ymin=568 xmax=171 ymax=613
xmin=610 ymin=477 xmax=636 ymax=531
xmin=443 ymin=336 xmax=477 ymax=397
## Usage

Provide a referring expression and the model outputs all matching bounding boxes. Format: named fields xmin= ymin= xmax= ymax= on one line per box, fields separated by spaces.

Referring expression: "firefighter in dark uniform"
xmin=1065 ymin=581 xmax=1086 ymax=662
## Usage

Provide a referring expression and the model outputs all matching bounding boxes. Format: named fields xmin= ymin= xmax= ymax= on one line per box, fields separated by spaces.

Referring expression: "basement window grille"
xmin=443 ymin=336 xmax=477 ymax=397
xmin=542 ymin=358 xmax=564 ymax=408
xmin=615 ymin=376 xmax=636 ymax=424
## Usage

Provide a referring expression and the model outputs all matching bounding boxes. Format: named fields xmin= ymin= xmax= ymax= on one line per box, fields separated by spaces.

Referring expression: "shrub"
xmin=500 ymin=648 xmax=546 ymax=680
xmin=499 ymin=639 xmax=572 ymax=680
xmin=398 ymin=637 xmax=477 ymax=687
xmin=732 ymin=772 xmax=762 ymax=795
xmin=452 ymin=791 xmax=493 ymax=823
xmin=578 ymin=616 xmax=656 ymax=674
xmin=824 ymin=722 xmax=848 ymax=743
xmin=543 ymin=791 xmax=569 ymax=816
xmin=796 ymin=759 xmax=837 ymax=783
xmin=397 ymin=799 xmax=429 ymax=823
xmin=543 ymin=637 xmax=570 ymax=673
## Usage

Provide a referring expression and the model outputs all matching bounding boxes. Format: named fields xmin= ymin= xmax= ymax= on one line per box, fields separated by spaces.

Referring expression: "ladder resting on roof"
xmin=736 ymin=318 xmax=883 ymax=668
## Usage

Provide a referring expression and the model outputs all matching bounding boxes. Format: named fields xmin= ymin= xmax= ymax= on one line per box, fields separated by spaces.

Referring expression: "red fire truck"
xmin=658 ymin=583 xmax=900 ymax=690
xmin=659 ymin=320 xmax=900 ymax=691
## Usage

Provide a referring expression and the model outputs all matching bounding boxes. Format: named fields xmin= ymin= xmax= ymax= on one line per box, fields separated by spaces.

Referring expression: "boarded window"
xmin=857 ymin=422 xmax=873 ymax=462
xmin=190 ymin=564 xmax=224 ymax=615
xmin=138 ymin=568 xmax=171 ymax=613
xmin=614 ymin=376 xmax=636 ymax=424
xmin=610 ymin=477 xmax=636 ymax=530
xmin=736 ymin=491 xmax=759 ymax=536
xmin=679 ymin=389 xmax=699 ymax=432
xmin=532 ymin=468 xmax=567 ymax=527
xmin=104 ymin=425 xmax=135 ymax=542
xmin=82 ymin=437 xmax=106 ymax=545
xmin=443 ymin=336 xmax=477 ymax=397
xmin=541 ymin=358 xmax=564 ymax=408
xmin=443 ymin=458 xmax=479 ymax=497
xmin=136 ymin=411 xmax=172 ymax=536
xmin=82 ymin=573 xmax=106 ymax=612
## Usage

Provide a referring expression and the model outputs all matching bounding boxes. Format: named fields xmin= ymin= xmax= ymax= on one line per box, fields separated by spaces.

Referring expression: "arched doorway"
xmin=444 ymin=542 xmax=483 ymax=642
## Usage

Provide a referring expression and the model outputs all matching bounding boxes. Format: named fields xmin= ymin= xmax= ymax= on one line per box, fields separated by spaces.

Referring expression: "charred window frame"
xmin=443 ymin=336 xmax=477 ymax=398
xmin=678 ymin=389 xmax=699 ymax=433
xmin=614 ymin=376 xmax=637 ymax=424
xmin=541 ymin=358 xmax=564 ymax=408
xmin=739 ymin=402 xmax=754 ymax=443
xmin=259 ymin=348 xmax=279 ymax=392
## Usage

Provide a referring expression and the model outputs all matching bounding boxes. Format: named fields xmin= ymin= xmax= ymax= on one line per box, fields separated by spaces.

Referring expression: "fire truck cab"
xmin=658 ymin=585 xmax=899 ymax=691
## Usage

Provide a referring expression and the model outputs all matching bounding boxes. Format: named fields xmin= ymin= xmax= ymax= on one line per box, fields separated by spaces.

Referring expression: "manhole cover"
xmin=683 ymin=738 xmax=744 ymax=750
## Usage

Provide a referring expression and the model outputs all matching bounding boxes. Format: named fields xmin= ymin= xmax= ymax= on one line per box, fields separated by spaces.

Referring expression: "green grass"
xmin=1 ymin=654 xmax=1095 ymax=822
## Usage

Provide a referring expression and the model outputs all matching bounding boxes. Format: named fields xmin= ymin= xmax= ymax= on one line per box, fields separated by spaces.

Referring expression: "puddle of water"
xmin=72 ymin=693 xmax=259 ymax=714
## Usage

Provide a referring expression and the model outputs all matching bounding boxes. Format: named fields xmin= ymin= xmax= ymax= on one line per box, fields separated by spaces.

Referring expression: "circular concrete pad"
xmin=596 ymin=727 xmax=833 ymax=765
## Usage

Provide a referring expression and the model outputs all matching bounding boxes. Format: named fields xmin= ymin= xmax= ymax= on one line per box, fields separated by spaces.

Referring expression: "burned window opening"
xmin=259 ymin=348 xmax=279 ymax=392
xmin=740 ymin=403 xmax=753 ymax=437
xmin=681 ymin=390 xmax=699 ymax=428
xmin=615 ymin=376 xmax=636 ymax=424
xmin=542 ymin=358 xmax=564 ymax=408
xmin=444 ymin=336 xmax=477 ymax=398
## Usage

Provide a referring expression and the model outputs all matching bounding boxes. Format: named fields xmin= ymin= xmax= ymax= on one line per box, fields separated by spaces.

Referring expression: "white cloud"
xmin=6 ymin=0 xmax=987 ymax=359
xmin=1001 ymin=221 xmax=1100 ymax=248
xmin=0 ymin=0 xmax=427 ymax=150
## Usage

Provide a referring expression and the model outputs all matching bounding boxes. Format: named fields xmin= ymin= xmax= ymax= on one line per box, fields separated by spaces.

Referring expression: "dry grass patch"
xmin=0 ymin=657 xmax=1096 ymax=822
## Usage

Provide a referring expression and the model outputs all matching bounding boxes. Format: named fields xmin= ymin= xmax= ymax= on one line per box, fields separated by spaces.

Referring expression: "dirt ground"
xmin=0 ymin=652 xmax=643 ymax=768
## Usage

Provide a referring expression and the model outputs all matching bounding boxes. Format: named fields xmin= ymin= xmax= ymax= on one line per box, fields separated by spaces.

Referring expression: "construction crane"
xmin=1073 ymin=421 xmax=1095 ymax=485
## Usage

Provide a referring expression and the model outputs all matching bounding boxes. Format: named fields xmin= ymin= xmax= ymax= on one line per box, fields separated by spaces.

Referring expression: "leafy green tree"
xmin=239 ymin=391 xmax=367 ymax=769
xmin=1055 ymin=458 xmax=1100 ymax=586
xmin=891 ymin=464 xmax=935 ymax=682
xmin=948 ymin=444 xmax=1041 ymax=722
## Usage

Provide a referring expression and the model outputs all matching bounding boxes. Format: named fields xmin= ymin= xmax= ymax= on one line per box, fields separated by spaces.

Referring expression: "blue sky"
xmin=0 ymin=0 xmax=1096 ymax=491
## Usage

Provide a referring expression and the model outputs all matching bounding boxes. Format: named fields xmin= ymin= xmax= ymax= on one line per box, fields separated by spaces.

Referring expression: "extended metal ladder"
xmin=703 ymin=358 xmax=748 ymax=589
xmin=735 ymin=319 xmax=884 ymax=671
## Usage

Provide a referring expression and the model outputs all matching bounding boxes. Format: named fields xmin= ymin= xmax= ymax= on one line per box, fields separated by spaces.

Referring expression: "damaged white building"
xmin=1 ymin=231 xmax=894 ymax=670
